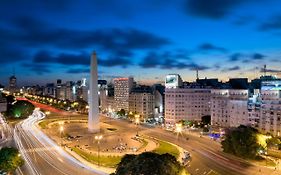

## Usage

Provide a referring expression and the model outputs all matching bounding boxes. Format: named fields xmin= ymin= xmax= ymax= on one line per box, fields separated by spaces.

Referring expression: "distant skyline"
xmin=1 ymin=0 xmax=281 ymax=86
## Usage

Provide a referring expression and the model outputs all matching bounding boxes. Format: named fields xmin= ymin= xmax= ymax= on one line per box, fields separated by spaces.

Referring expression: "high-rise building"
xmin=259 ymin=80 xmax=281 ymax=136
xmin=129 ymin=86 xmax=155 ymax=120
xmin=43 ymin=83 xmax=56 ymax=97
xmin=211 ymin=89 xmax=250 ymax=127
xmin=8 ymin=75 xmax=17 ymax=93
xmin=165 ymin=88 xmax=211 ymax=125
xmin=114 ymin=77 xmax=134 ymax=112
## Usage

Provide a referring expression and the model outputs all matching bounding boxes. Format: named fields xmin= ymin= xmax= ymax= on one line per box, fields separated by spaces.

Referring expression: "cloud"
xmin=229 ymin=53 xmax=243 ymax=62
xmin=252 ymin=53 xmax=266 ymax=60
xmin=259 ymin=15 xmax=281 ymax=31
xmin=10 ymin=17 xmax=170 ymax=52
xmin=33 ymin=51 xmax=89 ymax=65
xmin=222 ymin=66 xmax=241 ymax=72
xmin=198 ymin=43 xmax=227 ymax=53
xmin=66 ymin=68 xmax=90 ymax=74
xmin=139 ymin=51 xmax=209 ymax=70
xmin=22 ymin=63 xmax=51 ymax=75
xmin=99 ymin=56 xmax=131 ymax=67
xmin=185 ymin=0 xmax=246 ymax=19
xmin=32 ymin=50 xmax=131 ymax=68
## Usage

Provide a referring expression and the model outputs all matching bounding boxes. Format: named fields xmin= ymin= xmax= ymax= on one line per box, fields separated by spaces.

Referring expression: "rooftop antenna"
xmin=12 ymin=67 xmax=15 ymax=76
xmin=264 ymin=65 xmax=266 ymax=76
xmin=196 ymin=68 xmax=199 ymax=81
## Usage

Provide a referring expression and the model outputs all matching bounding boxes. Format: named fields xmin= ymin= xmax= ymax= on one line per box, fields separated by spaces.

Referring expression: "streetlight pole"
xmin=135 ymin=114 xmax=140 ymax=136
xmin=95 ymin=135 xmax=103 ymax=166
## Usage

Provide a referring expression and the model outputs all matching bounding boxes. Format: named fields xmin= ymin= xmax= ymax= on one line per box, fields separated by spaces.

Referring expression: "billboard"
xmin=165 ymin=75 xmax=180 ymax=88
xmin=261 ymin=81 xmax=281 ymax=90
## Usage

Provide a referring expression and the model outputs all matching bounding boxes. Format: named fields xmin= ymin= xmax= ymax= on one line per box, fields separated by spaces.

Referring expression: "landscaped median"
xmin=69 ymin=137 xmax=181 ymax=168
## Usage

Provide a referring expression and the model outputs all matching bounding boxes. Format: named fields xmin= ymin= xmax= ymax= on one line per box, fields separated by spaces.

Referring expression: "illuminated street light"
xmin=135 ymin=114 xmax=140 ymax=136
xmin=175 ymin=123 xmax=183 ymax=140
xmin=94 ymin=135 xmax=103 ymax=166
xmin=175 ymin=123 xmax=182 ymax=134
xmin=45 ymin=111 xmax=50 ymax=115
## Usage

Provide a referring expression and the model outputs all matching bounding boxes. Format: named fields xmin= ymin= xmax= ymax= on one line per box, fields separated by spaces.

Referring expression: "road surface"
xmin=14 ymin=109 xmax=107 ymax=175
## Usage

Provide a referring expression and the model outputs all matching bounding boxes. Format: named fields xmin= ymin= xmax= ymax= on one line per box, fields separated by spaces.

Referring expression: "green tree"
xmin=112 ymin=152 xmax=189 ymax=175
xmin=0 ymin=147 xmax=24 ymax=173
xmin=117 ymin=109 xmax=126 ymax=116
xmin=221 ymin=125 xmax=261 ymax=159
xmin=267 ymin=137 xmax=281 ymax=149
xmin=201 ymin=115 xmax=211 ymax=126
xmin=9 ymin=100 xmax=35 ymax=118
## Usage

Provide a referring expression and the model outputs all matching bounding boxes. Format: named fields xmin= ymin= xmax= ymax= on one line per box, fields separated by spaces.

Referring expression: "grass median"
xmin=71 ymin=147 xmax=122 ymax=168
xmin=153 ymin=139 xmax=180 ymax=158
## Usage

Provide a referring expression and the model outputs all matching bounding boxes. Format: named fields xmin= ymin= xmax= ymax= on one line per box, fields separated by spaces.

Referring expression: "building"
xmin=0 ymin=94 xmax=7 ymax=112
xmin=114 ymin=77 xmax=134 ymax=112
xmin=8 ymin=75 xmax=17 ymax=93
xmin=43 ymin=83 xmax=56 ymax=97
xmin=153 ymin=84 xmax=165 ymax=122
xmin=259 ymin=80 xmax=281 ymax=136
xmin=129 ymin=86 xmax=155 ymax=120
xmin=211 ymin=89 xmax=249 ymax=127
xmin=165 ymin=88 xmax=211 ymax=125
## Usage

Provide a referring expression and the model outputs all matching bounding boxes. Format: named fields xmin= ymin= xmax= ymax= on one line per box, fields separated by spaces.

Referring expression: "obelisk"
xmin=88 ymin=52 xmax=100 ymax=132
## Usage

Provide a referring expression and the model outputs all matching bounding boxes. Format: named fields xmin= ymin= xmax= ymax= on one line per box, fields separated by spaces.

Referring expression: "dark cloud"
xmin=9 ymin=17 xmax=170 ymax=52
xmin=229 ymin=53 xmax=243 ymax=62
xmin=259 ymin=15 xmax=281 ymax=31
xmin=99 ymin=57 xmax=131 ymax=68
xmin=139 ymin=52 xmax=162 ymax=68
xmin=198 ymin=43 xmax=227 ymax=53
xmin=22 ymin=63 xmax=51 ymax=75
xmin=252 ymin=53 xmax=266 ymax=60
xmin=66 ymin=68 xmax=90 ymax=74
xmin=33 ymin=51 xmax=89 ymax=65
xmin=139 ymin=51 xmax=209 ymax=70
xmin=33 ymin=50 xmax=132 ymax=68
xmin=222 ymin=66 xmax=241 ymax=72
xmin=185 ymin=0 xmax=246 ymax=19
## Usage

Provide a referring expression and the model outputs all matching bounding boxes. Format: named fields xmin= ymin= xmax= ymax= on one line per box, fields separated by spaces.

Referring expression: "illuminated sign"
xmin=165 ymin=74 xmax=181 ymax=88
xmin=261 ymin=81 xmax=281 ymax=90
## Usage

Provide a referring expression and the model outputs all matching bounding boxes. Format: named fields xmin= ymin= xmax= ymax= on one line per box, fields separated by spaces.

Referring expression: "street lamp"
xmin=95 ymin=135 xmax=103 ymax=166
xmin=175 ymin=123 xmax=182 ymax=139
xmin=135 ymin=114 xmax=140 ymax=136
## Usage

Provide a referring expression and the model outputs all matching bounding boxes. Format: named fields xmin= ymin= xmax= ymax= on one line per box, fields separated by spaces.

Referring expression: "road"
xmin=13 ymin=99 xmax=280 ymax=175
xmin=14 ymin=109 xmax=107 ymax=175
xmin=103 ymin=117 xmax=281 ymax=175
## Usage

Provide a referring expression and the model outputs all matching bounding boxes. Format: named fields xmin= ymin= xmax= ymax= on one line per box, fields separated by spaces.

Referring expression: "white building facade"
xmin=165 ymin=88 xmax=211 ymax=125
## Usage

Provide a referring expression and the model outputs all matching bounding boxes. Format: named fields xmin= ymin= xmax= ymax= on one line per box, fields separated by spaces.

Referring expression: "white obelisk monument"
xmin=88 ymin=52 xmax=100 ymax=132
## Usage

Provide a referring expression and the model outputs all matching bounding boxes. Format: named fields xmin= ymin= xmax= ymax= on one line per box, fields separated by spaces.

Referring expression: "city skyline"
xmin=1 ymin=0 xmax=281 ymax=86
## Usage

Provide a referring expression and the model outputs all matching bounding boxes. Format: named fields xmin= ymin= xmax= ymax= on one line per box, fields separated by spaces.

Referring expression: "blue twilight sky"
xmin=1 ymin=0 xmax=281 ymax=86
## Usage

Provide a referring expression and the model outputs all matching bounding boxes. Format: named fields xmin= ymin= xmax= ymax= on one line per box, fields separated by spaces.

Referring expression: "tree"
xmin=117 ymin=109 xmax=126 ymax=116
xmin=221 ymin=125 xmax=261 ymax=159
xmin=0 ymin=147 xmax=24 ymax=173
xmin=267 ymin=137 xmax=281 ymax=149
xmin=8 ymin=100 xmax=35 ymax=118
xmin=112 ymin=152 xmax=189 ymax=175
xmin=201 ymin=115 xmax=211 ymax=126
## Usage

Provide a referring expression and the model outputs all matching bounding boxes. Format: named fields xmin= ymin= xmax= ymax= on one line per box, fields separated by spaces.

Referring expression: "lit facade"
xmin=211 ymin=89 xmax=250 ymax=127
xmin=129 ymin=91 xmax=155 ymax=120
xmin=165 ymin=88 xmax=211 ymax=125
xmin=114 ymin=77 xmax=134 ymax=112
xmin=259 ymin=90 xmax=281 ymax=136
